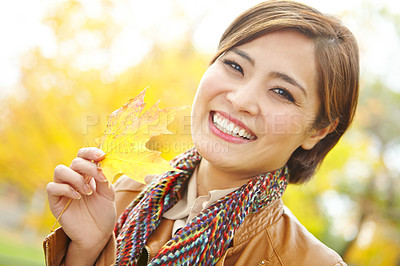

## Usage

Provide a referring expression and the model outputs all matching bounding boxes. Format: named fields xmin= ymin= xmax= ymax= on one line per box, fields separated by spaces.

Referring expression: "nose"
xmin=226 ymin=86 xmax=260 ymax=115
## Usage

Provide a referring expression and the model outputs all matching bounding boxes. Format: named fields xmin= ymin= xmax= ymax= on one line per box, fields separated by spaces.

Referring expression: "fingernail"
xmin=98 ymin=168 xmax=109 ymax=183
xmin=83 ymin=184 xmax=93 ymax=195
xmin=95 ymin=150 xmax=106 ymax=158
xmin=73 ymin=190 xmax=81 ymax=200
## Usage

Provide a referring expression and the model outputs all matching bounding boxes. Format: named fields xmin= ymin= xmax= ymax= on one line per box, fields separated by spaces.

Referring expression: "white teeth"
xmin=212 ymin=112 xmax=255 ymax=140
xmin=227 ymin=123 xmax=234 ymax=132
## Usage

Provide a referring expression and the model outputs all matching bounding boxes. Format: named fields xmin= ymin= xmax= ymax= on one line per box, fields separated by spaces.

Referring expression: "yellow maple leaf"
xmin=98 ymin=88 xmax=187 ymax=184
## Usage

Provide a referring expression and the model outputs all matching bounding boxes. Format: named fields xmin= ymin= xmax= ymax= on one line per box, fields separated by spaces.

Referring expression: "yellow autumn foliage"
xmin=0 ymin=1 xmax=399 ymax=265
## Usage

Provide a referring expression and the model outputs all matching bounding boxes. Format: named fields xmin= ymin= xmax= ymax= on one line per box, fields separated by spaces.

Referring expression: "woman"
xmin=45 ymin=0 xmax=359 ymax=265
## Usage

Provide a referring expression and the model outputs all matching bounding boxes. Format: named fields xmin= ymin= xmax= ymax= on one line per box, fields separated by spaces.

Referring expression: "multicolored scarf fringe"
xmin=114 ymin=147 xmax=288 ymax=265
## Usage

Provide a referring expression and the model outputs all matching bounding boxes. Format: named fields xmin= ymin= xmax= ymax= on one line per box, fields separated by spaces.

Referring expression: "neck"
xmin=196 ymin=159 xmax=253 ymax=197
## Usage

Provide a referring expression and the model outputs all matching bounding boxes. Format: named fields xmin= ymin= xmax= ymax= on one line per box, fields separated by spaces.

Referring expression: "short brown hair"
xmin=211 ymin=0 xmax=359 ymax=184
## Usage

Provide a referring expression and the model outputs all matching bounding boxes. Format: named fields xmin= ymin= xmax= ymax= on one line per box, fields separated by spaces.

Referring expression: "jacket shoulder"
xmin=269 ymin=205 xmax=346 ymax=266
xmin=217 ymin=200 xmax=346 ymax=266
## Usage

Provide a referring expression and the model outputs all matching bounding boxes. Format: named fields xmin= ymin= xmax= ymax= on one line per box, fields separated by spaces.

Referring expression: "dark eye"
xmin=223 ymin=60 xmax=244 ymax=75
xmin=272 ymin=87 xmax=295 ymax=103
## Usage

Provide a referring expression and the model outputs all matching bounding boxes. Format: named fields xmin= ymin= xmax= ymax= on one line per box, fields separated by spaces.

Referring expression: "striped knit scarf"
xmin=114 ymin=147 xmax=288 ymax=265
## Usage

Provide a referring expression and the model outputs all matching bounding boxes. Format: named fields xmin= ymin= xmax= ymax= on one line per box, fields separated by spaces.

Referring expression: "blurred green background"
xmin=0 ymin=0 xmax=399 ymax=265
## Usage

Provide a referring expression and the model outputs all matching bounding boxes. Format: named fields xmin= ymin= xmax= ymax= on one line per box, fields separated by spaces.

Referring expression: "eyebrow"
xmin=231 ymin=48 xmax=255 ymax=65
xmin=270 ymin=71 xmax=307 ymax=97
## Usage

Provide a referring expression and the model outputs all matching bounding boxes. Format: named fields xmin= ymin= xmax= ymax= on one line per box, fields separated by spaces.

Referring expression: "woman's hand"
xmin=47 ymin=147 xmax=116 ymax=265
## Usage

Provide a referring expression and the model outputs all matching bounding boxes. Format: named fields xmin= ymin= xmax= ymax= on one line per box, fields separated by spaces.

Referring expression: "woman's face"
xmin=191 ymin=29 xmax=327 ymax=177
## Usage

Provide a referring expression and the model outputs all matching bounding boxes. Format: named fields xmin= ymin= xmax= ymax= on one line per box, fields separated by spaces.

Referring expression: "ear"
xmin=301 ymin=119 xmax=339 ymax=150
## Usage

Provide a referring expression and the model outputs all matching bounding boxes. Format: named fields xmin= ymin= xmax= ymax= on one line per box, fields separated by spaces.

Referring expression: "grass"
xmin=0 ymin=229 xmax=44 ymax=266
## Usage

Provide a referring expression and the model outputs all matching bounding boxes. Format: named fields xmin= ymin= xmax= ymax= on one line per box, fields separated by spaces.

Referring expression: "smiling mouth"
xmin=211 ymin=112 xmax=257 ymax=140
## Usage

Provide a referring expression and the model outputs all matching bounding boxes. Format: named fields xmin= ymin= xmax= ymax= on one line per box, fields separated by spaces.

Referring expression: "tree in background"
xmin=0 ymin=0 xmax=201 ymax=237
xmin=0 ymin=0 xmax=399 ymax=265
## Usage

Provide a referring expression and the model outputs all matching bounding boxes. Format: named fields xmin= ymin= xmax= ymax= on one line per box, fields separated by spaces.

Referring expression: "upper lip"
xmin=212 ymin=110 xmax=257 ymax=137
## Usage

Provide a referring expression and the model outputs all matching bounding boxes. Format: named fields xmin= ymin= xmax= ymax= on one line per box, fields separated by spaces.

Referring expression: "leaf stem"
xmin=50 ymin=198 xmax=72 ymax=233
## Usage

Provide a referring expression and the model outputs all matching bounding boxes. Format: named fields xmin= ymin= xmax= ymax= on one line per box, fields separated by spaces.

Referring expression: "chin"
xmin=194 ymin=139 xmax=238 ymax=167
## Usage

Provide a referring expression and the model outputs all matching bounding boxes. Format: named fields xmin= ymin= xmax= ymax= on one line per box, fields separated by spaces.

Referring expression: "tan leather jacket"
xmin=44 ymin=176 xmax=347 ymax=265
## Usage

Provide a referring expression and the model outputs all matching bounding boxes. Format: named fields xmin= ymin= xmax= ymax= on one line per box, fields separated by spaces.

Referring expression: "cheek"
xmin=191 ymin=70 xmax=217 ymax=130
xmin=257 ymin=112 xmax=312 ymax=138
xmin=272 ymin=114 xmax=305 ymax=135
xmin=192 ymin=70 xmax=213 ymax=113
xmin=196 ymin=64 xmax=228 ymax=99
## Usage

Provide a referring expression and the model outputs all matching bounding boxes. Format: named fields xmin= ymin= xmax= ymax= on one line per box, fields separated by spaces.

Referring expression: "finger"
xmin=85 ymin=174 xmax=114 ymax=202
xmin=54 ymin=164 xmax=93 ymax=196
xmin=77 ymin=147 xmax=106 ymax=162
xmin=88 ymin=177 xmax=96 ymax=192
xmin=70 ymin=157 xmax=108 ymax=184
xmin=95 ymin=177 xmax=115 ymax=202
xmin=47 ymin=182 xmax=81 ymax=206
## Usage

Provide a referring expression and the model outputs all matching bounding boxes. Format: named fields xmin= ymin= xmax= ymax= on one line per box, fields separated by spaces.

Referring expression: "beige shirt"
xmin=163 ymin=167 xmax=238 ymax=237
